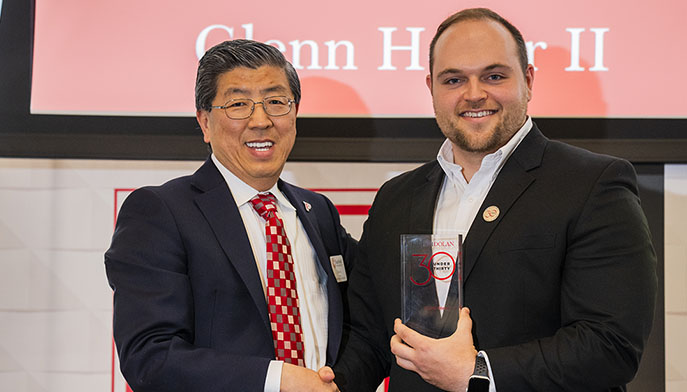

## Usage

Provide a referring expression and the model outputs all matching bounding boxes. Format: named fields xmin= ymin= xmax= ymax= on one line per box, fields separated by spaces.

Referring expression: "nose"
xmin=464 ymin=79 xmax=487 ymax=103
xmin=248 ymin=102 xmax=272 ymax=129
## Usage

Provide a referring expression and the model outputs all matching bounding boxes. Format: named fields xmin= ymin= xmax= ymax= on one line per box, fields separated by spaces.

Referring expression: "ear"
xmin=196 ymin=110 xmax=212 ymax=144
xmin=524 ymin=64 xmax=535 ymax=102
xmin=425 ymin=74 xmax=433 ymax=95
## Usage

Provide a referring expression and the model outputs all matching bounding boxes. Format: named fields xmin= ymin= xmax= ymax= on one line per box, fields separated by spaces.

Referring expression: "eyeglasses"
xmin=210 ymin=96 xmax=296 ymax=119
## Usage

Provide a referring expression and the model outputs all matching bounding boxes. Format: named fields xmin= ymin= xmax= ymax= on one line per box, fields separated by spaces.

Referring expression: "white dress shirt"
xmin=433 ymin=117 xmax=533 ymax=392
xmin=211 ymin=155 xmax=329 ymax=392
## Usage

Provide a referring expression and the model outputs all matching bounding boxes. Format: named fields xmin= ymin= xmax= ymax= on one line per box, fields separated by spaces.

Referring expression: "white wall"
xmin=0 ymin=159 xmax=198 ymax=391
xmin=0 ymin=158 xmax=683 ymax=391
xmin=665 ymin=165 xmax=687 ymax=392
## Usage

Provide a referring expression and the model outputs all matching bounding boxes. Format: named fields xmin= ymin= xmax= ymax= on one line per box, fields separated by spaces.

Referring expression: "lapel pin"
xmin=483 ymin=205 xmax=500 ymax=222
xmin=303 ymin=201 xmax=312 ymax=212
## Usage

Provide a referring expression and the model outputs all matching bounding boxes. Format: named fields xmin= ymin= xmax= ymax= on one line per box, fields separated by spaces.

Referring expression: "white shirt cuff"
xmin=264 ymin=360 xmax=283 ymax=392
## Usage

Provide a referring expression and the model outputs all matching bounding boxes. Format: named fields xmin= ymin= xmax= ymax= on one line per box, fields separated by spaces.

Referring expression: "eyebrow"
xmin=221 ymin=85 xmax=288 ymax=98
xmin=435 ymin=63 xmax=514 ymax=79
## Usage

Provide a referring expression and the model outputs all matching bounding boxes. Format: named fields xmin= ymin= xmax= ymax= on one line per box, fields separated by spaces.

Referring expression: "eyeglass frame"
xmin=210 ymin=95 xmax=296 ymax=120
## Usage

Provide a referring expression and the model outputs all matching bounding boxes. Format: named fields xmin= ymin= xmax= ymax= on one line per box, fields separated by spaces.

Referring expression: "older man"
xmin=333 ymin=8 xmax=656 ymax=392
xmin=105 ymin=40 xmax=354 ymax=392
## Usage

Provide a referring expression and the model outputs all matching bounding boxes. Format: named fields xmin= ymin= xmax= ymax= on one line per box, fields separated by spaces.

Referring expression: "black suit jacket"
xmin=334 ymin=124 xmax=657 ymax=392
xmin=105 ymin=158 xmax=355 ymax=392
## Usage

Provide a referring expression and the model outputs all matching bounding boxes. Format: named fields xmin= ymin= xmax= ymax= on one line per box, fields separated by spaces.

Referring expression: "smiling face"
xmin=427 ymin=19 xmax=534 ymax=161
xmin=196 ymin=65 xmax=297 ymax=191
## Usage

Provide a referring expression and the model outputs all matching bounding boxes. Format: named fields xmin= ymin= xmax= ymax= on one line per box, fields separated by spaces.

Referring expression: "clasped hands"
xmin=390 ymin=307 xmax=478 ymax=392
xmin=280 ymin=363 xmax=339 ymax=392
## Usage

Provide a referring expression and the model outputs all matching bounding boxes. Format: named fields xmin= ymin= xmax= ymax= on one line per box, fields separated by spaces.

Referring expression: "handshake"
xmin=281 ymin=364 xmax=339 ymax=392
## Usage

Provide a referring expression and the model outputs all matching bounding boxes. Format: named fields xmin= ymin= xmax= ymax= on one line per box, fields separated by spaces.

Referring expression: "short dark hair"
xmin=428 ymin=8 xmax=528 ymax=78
xmin=195 ymin=39 xmax=301 ymax=111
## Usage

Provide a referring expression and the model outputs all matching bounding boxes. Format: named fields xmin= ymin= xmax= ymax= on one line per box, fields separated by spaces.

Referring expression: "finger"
xmin=390 ymin=333 xmax=416 ymax=361
xmin=394 ymin=319 xmax=428 ymax=348
xmin=389 ymin=333 xmax=404 ymax=353
xmin=455 ymin=306 xmax=473 ymax=333
xmin=393 ymin=318 xmax=402 ymax=333
xmin=395 ymin=354 xmax=419 ymax=373
xmin=318 ymin=366 xmax=335 ymax=383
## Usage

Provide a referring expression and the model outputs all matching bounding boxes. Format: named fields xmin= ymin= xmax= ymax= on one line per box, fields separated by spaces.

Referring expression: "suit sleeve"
xmin=486 ymin=159 xmax=658 ymax=391
xmin=104 ymin=188 xmax=271 ymax=392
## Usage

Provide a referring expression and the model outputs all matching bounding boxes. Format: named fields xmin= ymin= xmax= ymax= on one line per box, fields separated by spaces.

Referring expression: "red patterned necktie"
xmin=250 ymin=193 xmax=305 ymax=366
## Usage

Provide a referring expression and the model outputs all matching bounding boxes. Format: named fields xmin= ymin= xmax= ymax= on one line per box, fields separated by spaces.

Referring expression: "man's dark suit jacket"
xmin=333 ymin=124 xmax=657 ymax=392
xmin=105 ymin=158 xmax=355 ymax=392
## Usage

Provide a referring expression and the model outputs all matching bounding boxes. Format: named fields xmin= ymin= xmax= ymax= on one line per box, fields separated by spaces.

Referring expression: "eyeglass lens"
xmin=224 ymin=96 xmax=291 ymax=119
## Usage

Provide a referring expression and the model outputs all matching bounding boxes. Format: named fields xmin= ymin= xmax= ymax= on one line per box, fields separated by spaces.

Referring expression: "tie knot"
xmin=250 ymin=193 xmax=278 ymax=219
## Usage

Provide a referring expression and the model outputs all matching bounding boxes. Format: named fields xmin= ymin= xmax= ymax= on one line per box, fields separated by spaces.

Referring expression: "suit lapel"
xmin=279 ymin=181 xmax=333 ymax=278
xmin=279 ymin=181 xmax=344 ymax=364
xmin=408 ymin=162 xmax=444 ymax=234
xmin=191 ymin=159 xmax=271 ymax=333
xmin=463 ymin=125 xmax=547 ymax=281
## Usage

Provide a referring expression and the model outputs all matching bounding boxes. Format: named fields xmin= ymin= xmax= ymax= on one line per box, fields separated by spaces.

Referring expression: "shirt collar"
xmin=437 ymin=116 xmax=533 ymax=183
xmin=210 ymin=154 xmax=295 ymax=212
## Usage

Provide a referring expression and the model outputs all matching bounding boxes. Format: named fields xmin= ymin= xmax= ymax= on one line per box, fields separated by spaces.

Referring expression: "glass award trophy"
xmin=401 ymin=234 xmax=463 ymax=338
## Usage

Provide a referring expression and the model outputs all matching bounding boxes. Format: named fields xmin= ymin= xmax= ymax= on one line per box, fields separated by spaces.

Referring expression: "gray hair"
xmin=195 ymin=39 xmax=301 ymax=111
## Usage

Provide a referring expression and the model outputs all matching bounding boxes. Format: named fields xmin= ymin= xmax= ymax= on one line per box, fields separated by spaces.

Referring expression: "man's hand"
xmin=280 ymin=363 xmax=339 ymax=392
xmin=317 ymin=366 xmax=336 ymax=383
xmin=390 ymin=307 xmax=477 ymax=392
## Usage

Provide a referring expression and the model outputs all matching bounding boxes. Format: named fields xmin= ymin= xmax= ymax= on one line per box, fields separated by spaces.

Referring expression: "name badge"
xmin=329 ymin=255 xmax=348 ymax=283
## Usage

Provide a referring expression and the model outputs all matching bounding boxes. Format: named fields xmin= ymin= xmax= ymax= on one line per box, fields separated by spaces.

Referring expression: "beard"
xmin=444 ymin=119 xmax=512 ymax=153
xmin=434 ymin=98 xmax=528 ymax=154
